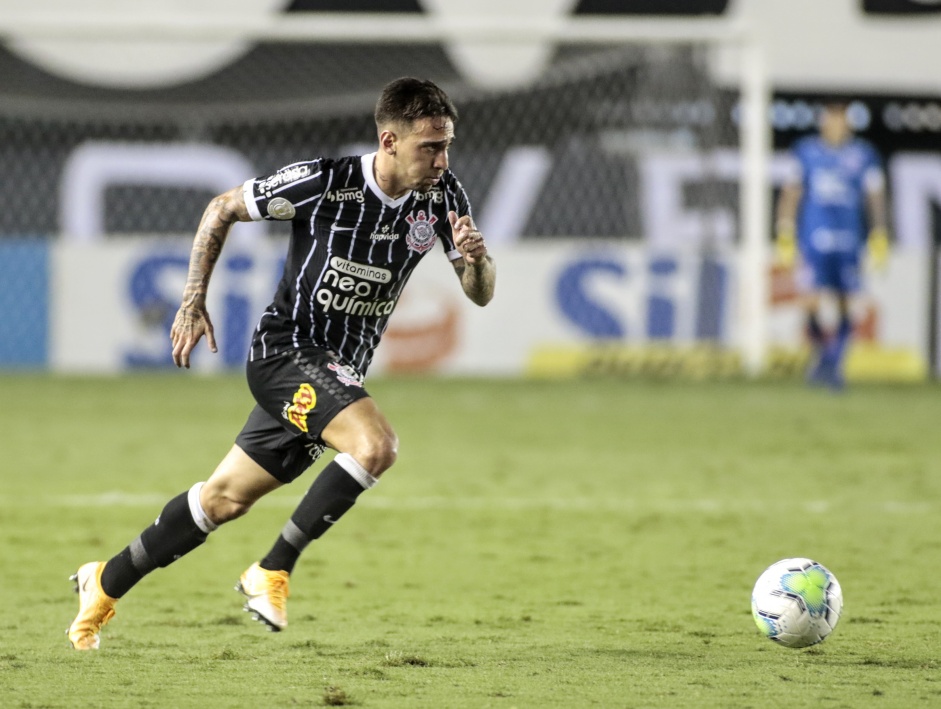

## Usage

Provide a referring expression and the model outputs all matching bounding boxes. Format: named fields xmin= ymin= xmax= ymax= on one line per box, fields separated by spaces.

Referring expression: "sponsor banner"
xmin=529 ymin=343 xmax=743 ymax=380
xmin=51 ymin=238 xmax=285 ymax=373
xmin=386 ymin=243 xmax=928 ymax=380
xmin=0 ymin=240 xmax=49 ymax=367
xmin=375 ymin=242 xmax=741 ymax=376
xmin=530 ymin=340 xmax=926 ymax=381
xmin=45 ymin=240 xmax=929 ymax=379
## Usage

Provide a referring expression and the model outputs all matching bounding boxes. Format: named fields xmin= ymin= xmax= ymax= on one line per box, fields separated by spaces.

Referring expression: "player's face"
xmin=396 ymin=116 xmax=454 ymax=192
xmin=820 ymin=105 xmax=851 ymax=145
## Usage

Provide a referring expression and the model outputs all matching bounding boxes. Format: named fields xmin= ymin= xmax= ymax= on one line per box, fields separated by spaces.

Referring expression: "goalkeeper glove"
xmin=775 ymin=223 xmax=797 ymax=268
xmin=867 ymin=226 xmax=890 ymax=271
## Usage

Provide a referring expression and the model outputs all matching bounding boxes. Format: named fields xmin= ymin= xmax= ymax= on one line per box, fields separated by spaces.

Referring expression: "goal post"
xmin=738 ymin=38 xmax=773 ymax=375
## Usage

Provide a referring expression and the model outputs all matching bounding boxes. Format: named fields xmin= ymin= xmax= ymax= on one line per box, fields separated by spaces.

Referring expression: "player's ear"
xmin=379 ymin=129 xmax=397 ymax=157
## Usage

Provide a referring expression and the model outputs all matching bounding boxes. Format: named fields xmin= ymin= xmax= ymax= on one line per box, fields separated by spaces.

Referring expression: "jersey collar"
xmin=361 ymin=153 xmax=412 ymax=208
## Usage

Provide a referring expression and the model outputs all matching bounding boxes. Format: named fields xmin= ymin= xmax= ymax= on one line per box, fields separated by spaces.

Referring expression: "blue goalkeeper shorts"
xmin=802 ymin=251 xmax=861 ymax=293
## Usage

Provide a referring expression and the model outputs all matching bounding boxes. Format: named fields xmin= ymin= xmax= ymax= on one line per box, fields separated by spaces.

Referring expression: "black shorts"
xmin=235 ymin=347 xmax=370 ymax=484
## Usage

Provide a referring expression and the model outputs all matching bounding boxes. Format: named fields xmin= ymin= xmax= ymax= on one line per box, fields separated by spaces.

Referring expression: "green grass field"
xmin=1 ymin=374 xmax=940 ymax=708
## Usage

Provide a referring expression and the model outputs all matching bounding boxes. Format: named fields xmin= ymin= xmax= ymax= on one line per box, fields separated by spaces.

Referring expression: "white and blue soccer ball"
xmin=751 ymin=558 xmax=843 ymax=648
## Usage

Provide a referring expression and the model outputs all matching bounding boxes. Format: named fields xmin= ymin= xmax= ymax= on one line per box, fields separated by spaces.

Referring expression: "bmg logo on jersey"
xmin=413 ymin=188 xmax=443 ymax=204
xmin=316 ymin=256 xmax=397 ymax=317
xmin=326 ymin=187 xmax=365 ymax=204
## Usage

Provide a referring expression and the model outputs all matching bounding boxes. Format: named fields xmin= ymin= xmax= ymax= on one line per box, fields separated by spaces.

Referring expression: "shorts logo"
xmin=405 ymin=210 xmax=438 ymax=253
xmin=305 ymin=442 xmax=326 ymax=461
xmin=283 ymin=383 xmax=317 ymax=432
xmin=328 ymin=362 xmax=364 ymax=387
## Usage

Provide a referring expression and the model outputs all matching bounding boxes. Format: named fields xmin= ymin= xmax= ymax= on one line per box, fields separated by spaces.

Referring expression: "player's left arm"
xmin=865 ymin=180 xmax=889 ymax=235
xmin=448 ymin=210 xmax=495 ymax=306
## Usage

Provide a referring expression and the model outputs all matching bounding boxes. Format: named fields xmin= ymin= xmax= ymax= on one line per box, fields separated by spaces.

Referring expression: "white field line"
xmin=9 ymin=492 xmax=936 ymax=515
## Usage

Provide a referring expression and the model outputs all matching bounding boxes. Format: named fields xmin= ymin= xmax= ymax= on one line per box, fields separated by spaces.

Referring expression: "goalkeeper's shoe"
xmin=236 ymin=562 xmax=289 ymax=632
xmin=67 ymin=562 xmax=117 ymax=650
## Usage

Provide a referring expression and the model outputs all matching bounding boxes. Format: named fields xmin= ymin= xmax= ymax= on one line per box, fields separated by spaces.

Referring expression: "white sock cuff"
xmin=334 ymin=453 xmax=378 ymax=490
xmin=187 ymin=482 xmax=219 ymax=534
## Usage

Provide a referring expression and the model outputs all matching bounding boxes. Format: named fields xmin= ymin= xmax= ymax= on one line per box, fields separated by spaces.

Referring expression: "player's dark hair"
xmin=374 ymin=77 xmax=458 ymax=129
xmin=818 ymin=95 xmax=850 ymax=110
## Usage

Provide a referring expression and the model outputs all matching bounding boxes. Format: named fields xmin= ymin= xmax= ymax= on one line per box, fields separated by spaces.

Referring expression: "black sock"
xmin=807 ymin=312 xmax=825 ymax=346
xmin=100 ymin=491 xmax=209 ymax=598
xmin=100 ymin=545 xmax=146 ymax=599
xmin=260 ymin=458 xmax=372 ymax=574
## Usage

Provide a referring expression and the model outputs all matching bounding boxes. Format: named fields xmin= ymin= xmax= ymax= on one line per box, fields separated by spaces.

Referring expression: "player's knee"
xmin=199 ymin=483 xmax=255 ymax=524
xmin=212 ymin=498 xmax=253 ymax=524
xmin=351 ymin=432 xmax=398 ymax=477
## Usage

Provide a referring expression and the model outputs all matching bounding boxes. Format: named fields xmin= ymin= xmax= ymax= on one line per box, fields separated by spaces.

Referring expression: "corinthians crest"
xmin=405 ymin=210 xmax=438 ymax=253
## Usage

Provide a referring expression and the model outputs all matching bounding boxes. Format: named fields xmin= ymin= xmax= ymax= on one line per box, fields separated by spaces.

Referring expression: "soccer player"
xmin=67 ymin=77 xmax=496 ymax=650
xmin=775 ymin=99 xmax=890 ymax=390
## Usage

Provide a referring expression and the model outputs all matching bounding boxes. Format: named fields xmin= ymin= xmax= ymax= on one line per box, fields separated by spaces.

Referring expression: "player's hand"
xmin=775 ymin=224 xmax=797 ymax=269
xmin=170 ymin=304 xmax=217 ymax=369
xmin=449 ymin=211 xmax=487 ymax=266
xmin=867 ymin=226 xmax=890 ymax=271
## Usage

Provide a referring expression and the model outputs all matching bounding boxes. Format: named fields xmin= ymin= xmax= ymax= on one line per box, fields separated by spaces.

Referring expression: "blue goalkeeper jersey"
xmin=788 ymin=135 xmax=884 ymax=256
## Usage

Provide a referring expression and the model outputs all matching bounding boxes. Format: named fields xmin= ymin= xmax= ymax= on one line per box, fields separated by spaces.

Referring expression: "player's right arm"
xmin=775 ymin=147 xmax=805 ymax=269
xmin=775 ymin=183 xmax=802 ymax=269
xmin=171 ymin=186 xmax=252 ymax=368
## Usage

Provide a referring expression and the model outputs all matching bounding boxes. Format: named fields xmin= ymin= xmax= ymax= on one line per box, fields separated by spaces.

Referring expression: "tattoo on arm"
xmin=180 ymin=190 xmax=246 ymax=308
xmin=457 ymin=256 xmax=496 ymax=306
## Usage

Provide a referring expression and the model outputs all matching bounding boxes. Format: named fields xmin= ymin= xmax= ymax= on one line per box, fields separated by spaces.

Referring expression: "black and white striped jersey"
xmin=242 ymin=152 xmax=469 ymax=375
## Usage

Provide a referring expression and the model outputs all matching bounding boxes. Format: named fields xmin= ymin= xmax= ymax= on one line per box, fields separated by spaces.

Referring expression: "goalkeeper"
xmin=775 ymin=99 xmax=890 ymax=390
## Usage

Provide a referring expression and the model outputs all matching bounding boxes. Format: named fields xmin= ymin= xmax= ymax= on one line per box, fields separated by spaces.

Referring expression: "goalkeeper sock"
xmin=100 ymin=483 xmax=217 ymax=598
xmin=826 ymin=315 xmax=853 ymax=371
xmin=260 ymin=455 xmax=377 ymax=574
xmin=806 ymin=312 xmax=825 ymax=349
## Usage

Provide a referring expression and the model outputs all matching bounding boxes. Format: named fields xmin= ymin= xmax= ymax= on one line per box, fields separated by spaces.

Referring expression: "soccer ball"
xmin=751 ymin=558 xmax=843 ymax=648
